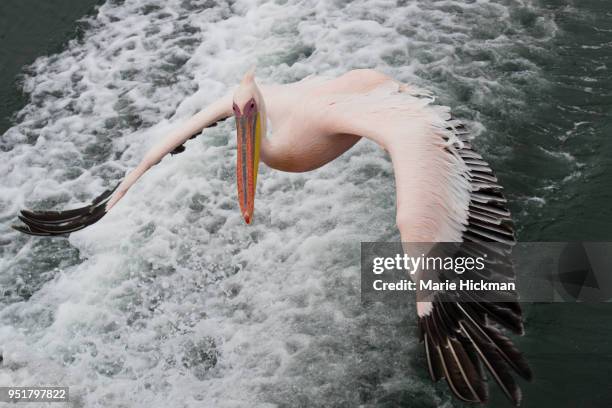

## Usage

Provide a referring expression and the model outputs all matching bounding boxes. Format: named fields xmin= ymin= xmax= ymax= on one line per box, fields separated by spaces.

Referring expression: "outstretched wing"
xmin=325 ymin=80 xmax=531 ymax=405
xmin=14 ymin=96 xmax=232 ymax=236
xmin=415 ymin=126 xmax=531 ymax=406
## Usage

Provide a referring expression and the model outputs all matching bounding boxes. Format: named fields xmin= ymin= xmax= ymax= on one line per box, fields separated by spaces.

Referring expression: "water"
xmin=0 ymin=0 xmax=103 ymax=135
xmin=0 ymin=0 xmax=610 ymax=407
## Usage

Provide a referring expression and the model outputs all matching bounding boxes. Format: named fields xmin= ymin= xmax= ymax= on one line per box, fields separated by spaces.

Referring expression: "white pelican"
xmin=14 ymin=69 xmax=531 ymax=405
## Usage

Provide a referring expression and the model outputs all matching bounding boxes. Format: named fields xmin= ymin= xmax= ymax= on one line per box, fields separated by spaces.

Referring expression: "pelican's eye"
xmin=232 ymin=103 xmax=240 ymax=115
xmin=244 ymin=98 xmax=256 ymax=115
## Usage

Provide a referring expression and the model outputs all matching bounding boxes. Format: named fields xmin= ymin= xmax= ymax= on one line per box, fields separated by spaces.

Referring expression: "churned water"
xmin=0 ymin=0 xmax=610 ymax=407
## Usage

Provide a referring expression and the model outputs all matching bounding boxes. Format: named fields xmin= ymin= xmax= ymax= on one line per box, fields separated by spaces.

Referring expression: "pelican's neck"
xmin=255 ymin=87 xmax=272 ymax=163
xmin=259 ymin=119 xmax=274 ymax=166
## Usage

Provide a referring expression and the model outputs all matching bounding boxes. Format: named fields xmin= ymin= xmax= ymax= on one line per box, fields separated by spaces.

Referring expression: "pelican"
xmin=13 ymin=69 xmax=531 ymax=405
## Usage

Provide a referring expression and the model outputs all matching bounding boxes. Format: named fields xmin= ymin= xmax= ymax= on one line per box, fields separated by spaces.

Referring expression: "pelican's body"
xmin=258 ymin=70 xmax=387 ymax=173
xmin=14 ymin=69 xmax=531 ymax=405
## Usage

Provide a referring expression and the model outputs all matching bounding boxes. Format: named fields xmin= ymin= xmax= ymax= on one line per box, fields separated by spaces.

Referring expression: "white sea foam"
xmin=0 ymin=0 xmax=556 ymax=406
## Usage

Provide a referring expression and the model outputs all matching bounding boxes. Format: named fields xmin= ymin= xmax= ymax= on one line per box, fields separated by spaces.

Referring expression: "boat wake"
xmin=0 ymin=0 xmax=556 ymax=406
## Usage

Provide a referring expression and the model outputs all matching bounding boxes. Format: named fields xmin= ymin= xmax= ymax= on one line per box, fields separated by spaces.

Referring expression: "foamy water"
xmin=0 ymin=1 xmax=556 ymax=406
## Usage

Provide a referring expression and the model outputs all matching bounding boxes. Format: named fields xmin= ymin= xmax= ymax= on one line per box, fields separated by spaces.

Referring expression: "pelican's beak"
xmin=235 ymin=103 xmax=261 ymax=224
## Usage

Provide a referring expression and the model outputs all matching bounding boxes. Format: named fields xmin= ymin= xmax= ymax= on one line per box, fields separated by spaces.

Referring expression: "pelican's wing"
xmin=394 ymin=126 xmax=532 ymax=405
xmin=14 ymin=96 xmax=232 ymax=236
xmin=413 ymin=127 xmax=532 ymax=406
xmin=326 ymin=81 xmax=531 ymax=405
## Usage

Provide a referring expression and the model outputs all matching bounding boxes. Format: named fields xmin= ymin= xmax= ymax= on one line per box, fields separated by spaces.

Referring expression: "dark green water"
xmin=509 ymin=1 xmax=612 ymax=406
xmin=0 ymin=0 xmax=611 ymax=407
xmin=0 ymin=0 xmax=102 ymax=134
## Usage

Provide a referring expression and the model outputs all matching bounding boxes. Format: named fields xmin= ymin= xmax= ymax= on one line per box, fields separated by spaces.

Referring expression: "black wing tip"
xmin=15 ymin=206 xmax=107 ymax=236
xmin=422 ymin=300 xmax=531 ymax=407
xmin=14 ymin=185 xmax=117 ymax=237
xmin=11 ymin=224 xmax=53 ymax=237
xmin=21 ymin=209 xmax=41 ymax=218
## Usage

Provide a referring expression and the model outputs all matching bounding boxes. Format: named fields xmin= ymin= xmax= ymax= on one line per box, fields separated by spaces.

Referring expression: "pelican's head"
xmin=233 ymin=68 xmax=265 ymax=224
